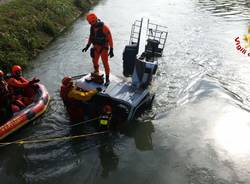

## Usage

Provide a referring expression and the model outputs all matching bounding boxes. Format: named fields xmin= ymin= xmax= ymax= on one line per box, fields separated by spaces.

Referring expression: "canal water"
xmin=1 ymin=0 xmax=250 ymax=183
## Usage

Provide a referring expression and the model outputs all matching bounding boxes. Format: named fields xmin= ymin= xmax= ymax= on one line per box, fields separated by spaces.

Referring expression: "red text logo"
xmin=235 ymin=26 xmax=250 ymax=57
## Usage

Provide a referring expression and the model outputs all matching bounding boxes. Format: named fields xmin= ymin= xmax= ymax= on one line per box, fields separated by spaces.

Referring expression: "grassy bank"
xmin=0 ymin=0 xmax=99 ymax=71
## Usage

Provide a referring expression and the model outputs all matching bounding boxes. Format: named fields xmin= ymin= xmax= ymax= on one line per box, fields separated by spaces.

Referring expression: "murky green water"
xmin=1 ymin=0 xmax=250 ymax=183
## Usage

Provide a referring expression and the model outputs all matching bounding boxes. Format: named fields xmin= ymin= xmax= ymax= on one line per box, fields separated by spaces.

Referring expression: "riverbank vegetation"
xmin=0 ymin=0 xmax=99 ymax=71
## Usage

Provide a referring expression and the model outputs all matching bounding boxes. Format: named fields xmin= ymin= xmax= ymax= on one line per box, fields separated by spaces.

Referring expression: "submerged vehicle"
xmin=0 ymin=84 xmax=50 ymax=140
xmin=61 ymin=18 xmax=168 ymax=127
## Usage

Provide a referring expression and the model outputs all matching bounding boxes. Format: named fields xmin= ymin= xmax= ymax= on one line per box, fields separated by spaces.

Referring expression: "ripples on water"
xmin=1 ymin=0 xmax=250 ymax=183
xmin=196 ymin=0 xmax=250 ymax=21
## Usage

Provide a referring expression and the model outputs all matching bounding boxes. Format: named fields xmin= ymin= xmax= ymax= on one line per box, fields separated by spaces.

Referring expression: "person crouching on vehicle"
xmin=82 ymin=13 xmax=114 ymax=86
xmin=7 ymin=65 xmax=40 ymax=106
xmin=60 ymin=76 xmax=100 ymax=122
xmin=60 ymin=76 xmax=99 ymax=103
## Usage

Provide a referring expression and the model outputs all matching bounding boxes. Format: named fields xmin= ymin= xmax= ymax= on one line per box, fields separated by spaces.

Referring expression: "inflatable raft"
xmin=0 ymin=84 xmax=50 ymax=140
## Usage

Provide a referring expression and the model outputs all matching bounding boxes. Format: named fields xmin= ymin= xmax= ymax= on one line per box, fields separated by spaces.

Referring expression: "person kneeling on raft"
xmin=0 ymin=70 xmax=27 ymax=125
xmin=7 ymin=65 xmax=40 ymax=106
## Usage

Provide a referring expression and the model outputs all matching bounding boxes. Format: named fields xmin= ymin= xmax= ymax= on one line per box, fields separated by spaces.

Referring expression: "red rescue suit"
xmin=87 ymin=21 xmax=113 ymax=76
xmin=7 ymin=76 xmax=29 ymax=94
xmin=7 ymin=77 xmax=33 ymax=106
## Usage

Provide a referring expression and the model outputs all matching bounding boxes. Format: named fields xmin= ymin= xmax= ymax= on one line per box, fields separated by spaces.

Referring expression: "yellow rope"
xmin=65 ymin=117 xmax=99 ymax=128
xmin=0 ymin=131 xmax=108 ymax=146
xmin=17 ymin=117 xmax=100 ymax=141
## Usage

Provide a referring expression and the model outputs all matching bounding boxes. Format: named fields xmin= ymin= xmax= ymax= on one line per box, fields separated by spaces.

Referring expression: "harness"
xmin=90 ymin=21 xmax=108 ymax=46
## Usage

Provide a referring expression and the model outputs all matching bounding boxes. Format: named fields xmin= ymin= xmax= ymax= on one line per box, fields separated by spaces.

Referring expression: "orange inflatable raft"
xmin=0 ymin=83 xmax=50 ymax=140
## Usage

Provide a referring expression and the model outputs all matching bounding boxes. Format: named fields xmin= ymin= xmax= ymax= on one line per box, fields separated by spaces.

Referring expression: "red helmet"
xmin=12 ymin=65 xmax=22 ymax=75
xmin=0 ymin=70 xmax=4 ymax=77
xmin=62 ymin=76 xmax=72 ymax=86
xmin=86 ymin=13 xmax=97 ymax=25
xmin=103 ymin=105 xmax=112 ymax=114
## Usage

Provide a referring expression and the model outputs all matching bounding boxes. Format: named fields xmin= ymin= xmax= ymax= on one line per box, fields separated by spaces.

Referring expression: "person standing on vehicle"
xmin=82 ymin=13 xmax=114 ymax=85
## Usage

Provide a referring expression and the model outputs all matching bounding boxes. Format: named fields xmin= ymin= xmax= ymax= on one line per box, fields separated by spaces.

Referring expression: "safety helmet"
xmin=0 ymin=70 xmax=4 ymax=77
xmin=12 ymin=65 xmax=22 ymax=75
xmin=86 ymin=13 xmax=97 ymax=25
xmin=103 ymin=105 xmax=112 ymax=114
xmin=62 ymin=76 xmax=73 ymax=86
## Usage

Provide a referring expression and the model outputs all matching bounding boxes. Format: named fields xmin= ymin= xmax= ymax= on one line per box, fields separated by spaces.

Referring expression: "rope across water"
xmin=0 ymin=117 xmax=108 ymax=146
xmin=0 ymin=131 xmax=108 ymax=146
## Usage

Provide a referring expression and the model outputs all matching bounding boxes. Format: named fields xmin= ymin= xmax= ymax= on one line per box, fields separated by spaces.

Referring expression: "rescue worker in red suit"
xmin=82 ymin=13 xmax=114 ymax=85
xmin=60 ymin=76 xmax=99 ymax=122
xmin=7 ymin=65 xmax=39 ymax=106
xmin=0 ymin=70 xmax=26 ymax=124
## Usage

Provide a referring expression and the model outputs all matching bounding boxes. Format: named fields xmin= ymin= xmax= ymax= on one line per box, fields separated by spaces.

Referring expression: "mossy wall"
xmin=0 ymin=0 xmax=99 ymax=71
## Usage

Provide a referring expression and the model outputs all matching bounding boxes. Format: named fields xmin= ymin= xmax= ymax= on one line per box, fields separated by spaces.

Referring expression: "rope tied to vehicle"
xmin=63 ymin=117 xmax=100 ymax=128
xmin=0 ymin=131 xmax=108 ymax=146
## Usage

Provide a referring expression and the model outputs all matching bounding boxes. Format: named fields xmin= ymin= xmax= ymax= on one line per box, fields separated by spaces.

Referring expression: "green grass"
xmin=0 ymin=0 xmax=99 ymax=71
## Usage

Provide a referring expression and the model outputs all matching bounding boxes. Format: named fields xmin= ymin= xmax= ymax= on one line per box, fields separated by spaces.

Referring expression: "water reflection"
xmin=121 ymin=120 xmax=154 ymax=151
xmin=97 ymin=120 xmax=155 ymax=178
xmin=213 ymin=106 xmax=250 ymax=155
xmin=98 ymin=136 xmax=119 ymax=178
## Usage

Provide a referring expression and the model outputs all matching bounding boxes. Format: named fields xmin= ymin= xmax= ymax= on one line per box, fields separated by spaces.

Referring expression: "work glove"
xmin=109 ymin=48 xmax=114 ymax=58
xmin=29 ymin=80 xmax=36 ymax=85
xmin=82 ymin=44 xmax=90 ymax=52
xmin=32 ymin=77 xmax=40 ymax=83
xmin=29 ymin=78 xmax=40 ymax=85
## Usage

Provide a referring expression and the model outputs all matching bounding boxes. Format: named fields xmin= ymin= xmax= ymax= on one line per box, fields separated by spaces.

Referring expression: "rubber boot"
xmin=91 ymin=66 xmax=99 ymax=75
xmin=105 ymin=75 xmax=110 ymax=86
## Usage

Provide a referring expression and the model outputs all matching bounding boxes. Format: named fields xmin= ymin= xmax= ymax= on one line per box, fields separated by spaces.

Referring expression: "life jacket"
xmin=90 ymin=21 xmax=107 ymax=46
xmin=68 ymin=88 xmax=97 ymax=102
